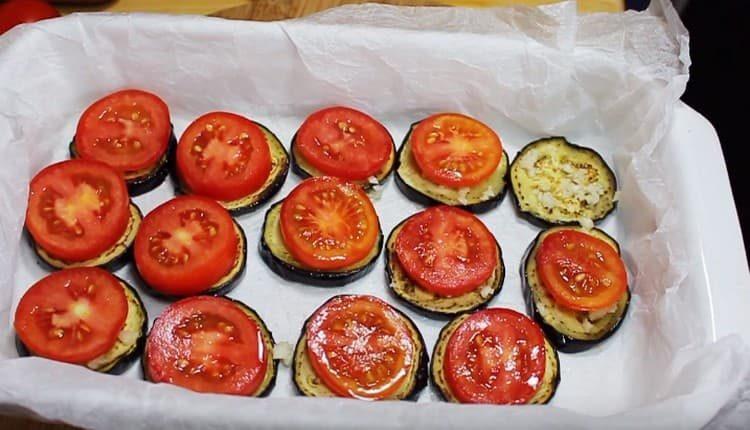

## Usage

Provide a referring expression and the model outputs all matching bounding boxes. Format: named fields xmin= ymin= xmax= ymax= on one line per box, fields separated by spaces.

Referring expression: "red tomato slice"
xmin=176 ymin=112 xmax=272 ymax=201
xmin=133 ymin=196 xmax=238 ymax=296
xmin=306 ymin=295 xmax=415 ymax=399
xmin=444 ymin=308 xmax=547 ymax=404
xmin=411 ymin=113 xmax=503 ymax=188
xmin=145 ymin=296 xmax=268 ymax=395
xmin=0 ymin=0 xmax=59 ymax=35
xmin=535 ymin=229 xmax=627 ymax=311
xmin=394 ymin=206 xmax=498 ymax=297
xmin=14 ymin=268 xmax=128 ymax=364
xmin=74 ymin=89 xmax=172 ymax=172
xmin=295 ymin=106 xmax=393 ymax=180
xmin=280 ymin=177 xmax=379 ymax=270
xmin=25 ymin=159 xmax=130 ymax=261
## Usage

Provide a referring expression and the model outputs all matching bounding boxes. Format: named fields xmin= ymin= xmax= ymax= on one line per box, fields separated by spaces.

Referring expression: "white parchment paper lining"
xmin=1 ymin=1 xmax=748 ymax=428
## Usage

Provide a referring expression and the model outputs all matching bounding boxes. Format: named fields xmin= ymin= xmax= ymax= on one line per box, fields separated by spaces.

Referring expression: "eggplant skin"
xmin=258 ymin=201 xmax=383 ymax=287
xmin=393 ymin=123 xmax=509 ymax=214
xmin=291 ymin=294 xmax=428 ymax=400
xmin=521 ymin=227 xmax=630 ymax=353
xmin=141 ymin=298 xmax=278 ymax=397
xmin=70 ymin=128 xmax=177 ymax=197
xmin=16 ymin=276 xmax=148 ymax=375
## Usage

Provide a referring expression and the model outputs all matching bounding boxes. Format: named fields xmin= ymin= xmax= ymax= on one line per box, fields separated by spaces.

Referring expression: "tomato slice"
xmin=74 ymin=89 xmax=171 ymax=172
xmin=0 ymin=0 xmax=59 ymax=35
xmin=145 ymin=296 xmax=268 ymax=395
xmin=280 ymin=177 xmax=379 ymax=270
xmin=306 ymin=295 xmax=415 ymax=399
xmin=394 ymin=206 xmax=498 ymax=297
xmin=25 ymin=159 xmax=130 ymax=261
xmin=133 ymin=196 xmax=238 ymax=296
xmin=176 ymin=112 xmax=272 ymax=201
xmin=535 ymin=229 xmax=627 ymax=311
xmin=295 ymin=106 xmax=393 ymax=180
xmin=14 ymin=268 xmax=128 ymax=364
xmin=410 ymin=113 xmax=502 ymax=188
xmin=444 ymin=308 xmax=547 ymax=404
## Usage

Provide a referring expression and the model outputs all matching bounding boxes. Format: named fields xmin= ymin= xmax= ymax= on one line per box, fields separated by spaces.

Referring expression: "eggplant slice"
xmin=259 ymin=201 xmax=383 ymax=287
xmin=142 ymin=298 xmax=278 ymax=397
xmin=290 ymin=132 xmax=396 ymax=191
xmin=31 ymin=202 xmax=142 ymax=271
xmin=172 ymin=122 xmax=289 ymax=216
xmin=522 ymin=226 xmax=630 ymax=353
xmin=292 ymin=295 xmax=428 ymax=400
xmin=70 ymin=128 xmax=177 ymax=196
xmin=394 ymin=123 xmax=509 ymax=214
xmin=385 ymin=217 xmax=504 ymax=317
xmin=16 ymin=276 xmax=148 ymax=375
xmin=510 ymin=137 xmax=617 ymax=226
xmin=431 ymin=312 xmax=560 ymax=404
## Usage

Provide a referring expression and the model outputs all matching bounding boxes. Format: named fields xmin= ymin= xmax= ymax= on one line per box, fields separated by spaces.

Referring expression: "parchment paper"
xmin=1 ymin=1 xmax=748 ymax=428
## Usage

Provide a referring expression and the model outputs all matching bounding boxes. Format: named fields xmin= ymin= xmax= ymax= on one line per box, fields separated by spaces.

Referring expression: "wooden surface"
xmin=3 ymin=0 xmax=622 ymax=428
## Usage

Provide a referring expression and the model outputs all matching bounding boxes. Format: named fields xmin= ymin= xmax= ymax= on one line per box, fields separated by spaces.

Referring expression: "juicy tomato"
xmin=295 ymin=106 xmax=393 ymax=180
xmin=14 ymin=268 xmax=128 ymax=364
xmin=394 ymin=206 xmax=498 ymax=297
xmin=280 ymin=177 xmax=379 ymax=270
xmin=535 ymin=229 xmax=627 ymax=311
xmin=444 ymin=308 xmax=547 ymax=404
xmin=176 ymin=112 xmax=272 ymax=201
xmin=145 ymin=296 xmax=268 ymax=395
xmin=0 ymin=0 xmax=59 ymax=35
xmin=133 ymin=196 xmax=238 ymax=296
xmin=74 ymin=89 xmax=172 ymax=172
xmin=410 ymin=113 xmax=502 ymax=188
xmin=306 ymin=295 xmax=415 ymax=399
xmin=25 ymin=159 xmax=130 ymax=261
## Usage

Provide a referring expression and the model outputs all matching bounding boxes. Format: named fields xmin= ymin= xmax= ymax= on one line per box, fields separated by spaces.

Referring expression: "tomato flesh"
xmin=411 ymin=113 xmax=502 ymax=188
xmin=75 ymin=89 xmax=171 ymax=172
xmin=280 ymin=177 xmax=379 ymax=270
xmin=444 ymin=308 xmax=547 ymax=404
xmin=176 ymin=112 xmax=272 ymax=201
xmin=295 ymin=106 xmax=393 ymax=180
xmin=134 ymin=196 xmax=238 ymax=296
xmin=145 ymin=296 xmax=268 ymax=395
xmin=536 ymin=230 xmax=627 ymax=311
xmin=25 ymin=159 xmax=130 ymax=261
xmin=394 ymin=206 xmax=498 ymax=297
xmin=14 ymin=268 xmax=128 ymax=364
xmin=306 ymin=295 xmax=415 ymax=399
xmin=0 ymin=0 xmax=59 ymax=35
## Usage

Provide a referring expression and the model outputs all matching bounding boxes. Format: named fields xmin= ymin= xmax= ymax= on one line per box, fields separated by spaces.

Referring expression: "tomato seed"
xmin=49 ymin=328 xmax=65 ymax=339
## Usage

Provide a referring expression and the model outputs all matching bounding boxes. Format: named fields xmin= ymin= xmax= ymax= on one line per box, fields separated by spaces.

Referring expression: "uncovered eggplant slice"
xmin=69 ymin=128 xmax=177 ymax=196
xmin=430 ymin=311 xmax=560 ymax=404
xmin=29 ymin=202 xmax=142 ymax=271
xmin=522 ymin=226 xmax=630 ymax=353
xmin=385 ymin=217 xmax=505 ymax=317
xmin=292 ymin=295 xmax=428 ymax=400
xmin=510 ymin=137 xmax=617 ymax=226
xmin=290 ymin=134 xmax=396 ymax=191
xmin=16 ymin=276 xmax=148 ymax=375
xmin=259 ymin=201 xmax=383 ymax=287
xmin=394 ymin=123 xmax=509 ymax=214
xmin=172 ymin=121 xmax=289 ymax=216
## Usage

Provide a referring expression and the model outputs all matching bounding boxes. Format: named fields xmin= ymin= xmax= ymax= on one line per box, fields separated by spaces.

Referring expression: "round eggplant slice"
xmin=522 ymin=226 xmax=630 ymax=353
xmin=510 ymin=137 xmax=617 ymax=226
xmin=142 ymin=297 xmax=277 ymax=397
xmin=259 ymin=201 xmax=383 ymax=287
xmin=385 ymin=217 xmax=504 ymax=317
xmin=431 ymin=310 xmax=560 ymax=404
xmin=70 ymin=128 xmax=177 ymax=196
xmin=172 ymin=121 xmax=289 ymax=216
xmin=30 ymin=202 xmax=142 ymax=271
xmin=292 ymin=295 xmax=428 ymax=400
xmin=16 ymin=276 xmax=148 ymax=375
xmin=394 ymin=123 xmax=509 ymax=214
